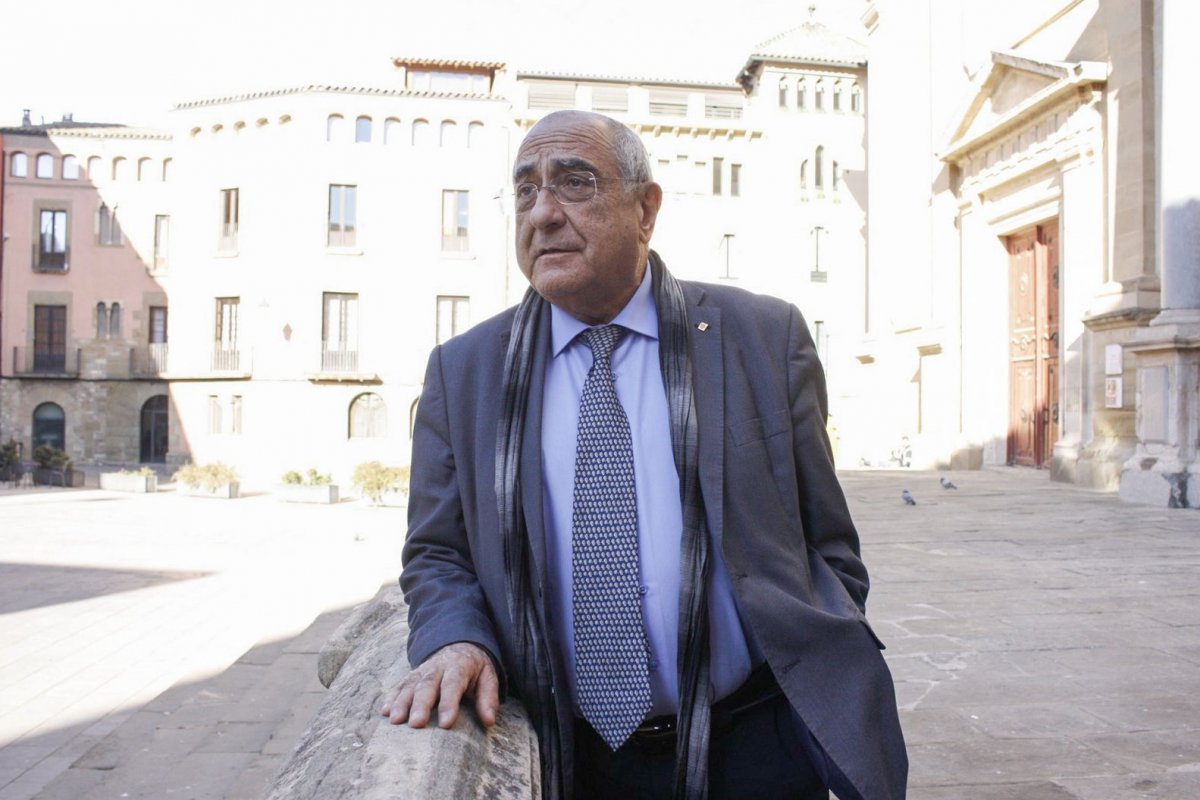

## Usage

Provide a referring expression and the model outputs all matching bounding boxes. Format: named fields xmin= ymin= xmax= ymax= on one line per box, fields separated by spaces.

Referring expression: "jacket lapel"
xmin=684 ymin=282 xmax=725 ymax=548
xmin=519 ymin=302 xmax=552 ymax=587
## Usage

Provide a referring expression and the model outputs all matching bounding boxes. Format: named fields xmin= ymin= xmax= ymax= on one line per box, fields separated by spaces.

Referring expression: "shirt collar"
xmin=550 ymin=262 xmax=659 ymax=357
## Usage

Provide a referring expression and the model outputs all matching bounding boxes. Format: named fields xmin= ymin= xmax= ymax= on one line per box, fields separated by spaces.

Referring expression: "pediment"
xmin=941 ymin=50 xmax=1106 ymax=163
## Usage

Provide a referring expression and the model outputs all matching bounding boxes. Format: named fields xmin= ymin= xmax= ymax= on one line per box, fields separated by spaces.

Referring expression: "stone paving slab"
xmin=2 ymin=468 xmax=1199 ymax=799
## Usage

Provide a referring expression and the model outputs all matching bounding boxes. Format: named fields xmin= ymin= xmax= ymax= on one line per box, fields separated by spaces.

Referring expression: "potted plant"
xmin=277 ymin=467 xmax=339 ymax=504
xmin=32 ymin=445 xmax=84 ymax=487
xmin=172 ymin=462 xmax=240 ymax=499
xmin=99 ymin=466 xmax=158 ymax=493
xmin=351 ymin=461 xmax=410 ymax=506
xmin=0 ymin=439 xmax=20 ymax=484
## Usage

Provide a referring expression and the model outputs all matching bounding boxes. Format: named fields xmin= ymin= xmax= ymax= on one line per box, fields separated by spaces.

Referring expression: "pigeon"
xmin=940 ymin=477 xmax=958 ymax=490
xmin=901 ymin=489 xmax=916 ymax=506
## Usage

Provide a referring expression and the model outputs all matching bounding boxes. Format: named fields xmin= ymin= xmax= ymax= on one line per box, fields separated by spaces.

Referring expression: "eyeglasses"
xmin=512 ymin=171 xmax=608 ymax=213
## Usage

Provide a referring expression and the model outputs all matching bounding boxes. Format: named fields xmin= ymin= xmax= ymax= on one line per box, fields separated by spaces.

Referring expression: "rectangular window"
xmin=33 ymin=305 xmax=68 ymax=372
xmin=213 ymin=297 xmax=240 ymax=370
xmin=720 ymin=234 xmax=735 ymax=279
xmin=207 ymin=395 xmax=222 ymax=435
xmin=527 ymin=81 xmax=577 ymax=110
xmin=322 ymin=292 xmax=359 ymax=371
xmin=38 ymin=209 xmax=68 ymax=271
xmin=328 ymin=185 xmax=357 ymax=247
xmin=592 ymin=86 xmax=628 ymax=114
xmin=149 ymin=306 xmax=168 ymax=344
xmin=712 ymin=157 xmax=723 ymax=195
xmin=649 ymin=90 xmax=688 ymax=117
xmin=731 ymin=164 xmax=741 ymax=197
xmin=154 ymin=215 xmax=170 ymax=271
xmin=230 ymin=396 xmax=243 ymax=435
xmin=441 ymin=190 xmax=469 ymax=252
xmin=436 ymin=295 xmax=470 ymax=344
xmin=703 ymin=95 xmax=742 ymax=119
xmin=219 ymin=188 xmax=239 ymax=251
xmin=98 ymin=203 xmax=122 ymax=245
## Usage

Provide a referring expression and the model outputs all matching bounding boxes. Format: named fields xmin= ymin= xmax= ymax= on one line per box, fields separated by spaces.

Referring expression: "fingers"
xmin=378 ymin=642 xmax=497 ymax=730
xmin=473 ymin=659 xmax=500 ymax=728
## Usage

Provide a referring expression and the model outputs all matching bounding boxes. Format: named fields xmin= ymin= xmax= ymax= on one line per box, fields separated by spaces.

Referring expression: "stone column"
xmin=1119 ymin=0 xmax=1200 ymax=508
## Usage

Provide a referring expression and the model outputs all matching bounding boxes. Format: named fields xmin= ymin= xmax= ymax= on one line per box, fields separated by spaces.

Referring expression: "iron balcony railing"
xmin=320 ymin=346 xmax=360 ymax=373
xmin=211 ymin=347 xmax=244 ymax=372
xmin=130 ymin=343 xmax=169 ymax=377
xmin=11 ymin=346 xmax=80 ymax=376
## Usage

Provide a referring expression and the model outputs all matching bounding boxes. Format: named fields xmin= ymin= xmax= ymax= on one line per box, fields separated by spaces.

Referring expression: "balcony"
xmin=307 ymin=344 xmax=376 ymax=383
xmin=11 ymin=346 xmax=80 ymax=377
xmin=131 ymin=343 xmax=169 ymax=377
xmin=211 ymin=347 xmax=246 ymax=373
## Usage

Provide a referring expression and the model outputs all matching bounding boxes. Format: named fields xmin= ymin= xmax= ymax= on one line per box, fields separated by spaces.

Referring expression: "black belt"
xmin=628 ymin=663 xmax=782 ymax=745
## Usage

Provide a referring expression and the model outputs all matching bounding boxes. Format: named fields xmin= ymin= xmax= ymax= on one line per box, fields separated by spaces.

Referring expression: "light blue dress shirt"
xmin=541 ymin=266 xmax=756 ymax=717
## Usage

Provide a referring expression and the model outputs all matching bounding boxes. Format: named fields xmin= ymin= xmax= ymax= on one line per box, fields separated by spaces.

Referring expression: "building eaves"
xmin=741 ymin=20 xmax=868 ymax=72
xmin=0 ymin=123 xmax=170 ymax=141
xmin=515 ymin=70 xmax=743 ymax=91
xmin=392 ymin=57 xmax=506 ymax=70
xmin=173 ymin=84 xmax=504 ymax=110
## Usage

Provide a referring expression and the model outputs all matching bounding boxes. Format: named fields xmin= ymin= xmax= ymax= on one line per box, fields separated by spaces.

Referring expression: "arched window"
xmin=355 ymin=115 xmax=372 ymax=143
xmin=467 ymin=121 xmax=484 ymax=148
xmin=814 ymin=146 xmax=825 ymax=190
xmin=137 ymin=157 xmax=151 ymax=181
xmin=832 ymin=81 xmax=843 ymax=112
xmin=87 ymin=156 xmax=101 ymax=179
xmin=112 ymin=156 xmax=127 ymax=181
xmin=412 ymin=119 xmax=430 ymax=146
xmin=851 ymin=83 xmax=862 ymax=113
xmin=109 ymin=302 xmax=122 ymax=338
xmin=62 ymin=155 xmax=79 ymax=180
xmin=439 ymin=120 xmax=458 ymax=147
xmin=778 ymin=76 xmax=788 ymax=108
xmin=162 ymin=158 xmax=172 ymax=181
xmin=10 ymin=152 xmax=27 ymax=177
xmin=36 ymin=153 xmax=54 ymax=178
xmin=800 ymin=160 xmax=808 ymax=190
xmin=326 ymin=114 xmax=345 ymax=142
xmin=796 ymin=78 xmax=806 ymax=110
xmin=96 ymin=302 xmax=108 ymax=339
xmin=814 ymin=80 xmax=825 ymax=111
xmin=832 ymin=160 xmax=840 ymax=191
xmin=349 ymin=393 xmax=388 ymax=438
xmin=384 ymin=117 xmax=402 ymax=144
xmin=98 ymin=203 xmax=122 ymax=245
xmin=33 ymin=402 xmax=65 ymax=451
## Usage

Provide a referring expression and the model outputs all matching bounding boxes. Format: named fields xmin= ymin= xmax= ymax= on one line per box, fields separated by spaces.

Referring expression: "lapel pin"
xmin=697 ymin=322 xmax=709 ymax=332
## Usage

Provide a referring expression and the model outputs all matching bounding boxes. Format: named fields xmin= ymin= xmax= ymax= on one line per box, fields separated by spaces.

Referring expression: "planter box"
xmin=180 ymin=481 xmax=240 ymax=499
xmin=100 ymin=472 xmax=158 ymax=493
xmin=277 ymin=483 xmax=339 ymax=505
xmin=33 ymin=468 xmax=85 ymax=487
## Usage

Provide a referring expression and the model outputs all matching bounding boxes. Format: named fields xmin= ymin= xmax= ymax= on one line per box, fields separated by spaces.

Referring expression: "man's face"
xmin=513 ymin=112 xmax=661 ymax=325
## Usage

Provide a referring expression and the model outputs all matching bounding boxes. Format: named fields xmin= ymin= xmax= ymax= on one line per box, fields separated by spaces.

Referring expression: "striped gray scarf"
xmin=495 ymin=252 xmax=712 ymax=800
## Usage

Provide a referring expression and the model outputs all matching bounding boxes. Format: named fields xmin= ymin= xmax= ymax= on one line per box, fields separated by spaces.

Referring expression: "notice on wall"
xmin=1105 ymin=376 xmax=1123 ymax=409
xmin=1105 ymin=344 xmax=1123 ymax=376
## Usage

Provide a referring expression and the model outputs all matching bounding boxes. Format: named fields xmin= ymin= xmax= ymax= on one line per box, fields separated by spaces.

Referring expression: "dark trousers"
xmin=573 ymin=673 xmax=862 ymax=800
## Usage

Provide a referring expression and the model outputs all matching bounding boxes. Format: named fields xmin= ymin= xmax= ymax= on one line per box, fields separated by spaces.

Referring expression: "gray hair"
xmin=609 ymin=121 xmax=653 ymax=185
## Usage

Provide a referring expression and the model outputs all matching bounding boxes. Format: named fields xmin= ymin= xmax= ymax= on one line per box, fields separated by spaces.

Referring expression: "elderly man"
xmin=381 ymin=110 xmax=907 ymax=800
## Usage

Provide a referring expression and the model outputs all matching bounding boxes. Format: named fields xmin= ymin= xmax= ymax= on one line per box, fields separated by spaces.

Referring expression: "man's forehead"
xmin=513 ymin=123 xmax=614 ymax=178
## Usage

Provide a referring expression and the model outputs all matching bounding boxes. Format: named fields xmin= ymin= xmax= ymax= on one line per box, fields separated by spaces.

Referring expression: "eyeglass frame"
xmin=506 ymin=170 xmax=639 ymax=213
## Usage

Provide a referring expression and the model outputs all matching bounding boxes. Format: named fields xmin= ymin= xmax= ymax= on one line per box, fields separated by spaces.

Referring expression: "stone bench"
xmin=265 ymin=585 xmax=540 ymax=800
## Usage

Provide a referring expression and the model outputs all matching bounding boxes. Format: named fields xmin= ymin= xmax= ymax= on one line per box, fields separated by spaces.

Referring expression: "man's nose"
xmin=526 ymin=185 xmax=565 ymax=228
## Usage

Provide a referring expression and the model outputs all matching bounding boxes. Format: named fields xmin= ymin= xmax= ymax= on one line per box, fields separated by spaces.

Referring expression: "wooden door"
xmin=1007 ymin=221 xmax=1060 ymax=467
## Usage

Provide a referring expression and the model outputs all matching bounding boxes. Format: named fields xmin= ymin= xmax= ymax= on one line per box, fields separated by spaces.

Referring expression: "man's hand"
xmin=379 ymin=642 xmax=500 ymax=729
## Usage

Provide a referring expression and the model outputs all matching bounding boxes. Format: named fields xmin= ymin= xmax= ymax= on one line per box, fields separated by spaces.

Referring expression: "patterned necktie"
xmin=571 ymin=324 xmax=653 ymax=750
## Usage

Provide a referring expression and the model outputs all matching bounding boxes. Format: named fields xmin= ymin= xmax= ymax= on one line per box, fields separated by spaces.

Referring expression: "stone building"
xmin=153 ymin=16 xmax=870 ymax=489
xmin=0 ymin=114 xmax=171 ymax=467
xmin=855 ymin=0 xmax=1198 ymax=505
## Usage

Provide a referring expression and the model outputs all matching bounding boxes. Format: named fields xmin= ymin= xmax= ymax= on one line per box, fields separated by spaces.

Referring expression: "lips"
xmin=535 ymin=246 xmax=579 ymax=259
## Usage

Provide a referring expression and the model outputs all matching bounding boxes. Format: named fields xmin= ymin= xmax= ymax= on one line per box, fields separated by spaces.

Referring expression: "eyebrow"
xmin=513 ymin=156 xmax=602 ymax=183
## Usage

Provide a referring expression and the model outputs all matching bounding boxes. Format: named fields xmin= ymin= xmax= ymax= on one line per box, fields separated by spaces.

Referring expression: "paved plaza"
xmin=0 ymin=468 xmax=1197 ymax=799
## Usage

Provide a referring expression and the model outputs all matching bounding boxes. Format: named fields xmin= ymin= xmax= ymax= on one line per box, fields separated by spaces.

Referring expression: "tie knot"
xmin=583 ymin=325 xmax=624 ymax=364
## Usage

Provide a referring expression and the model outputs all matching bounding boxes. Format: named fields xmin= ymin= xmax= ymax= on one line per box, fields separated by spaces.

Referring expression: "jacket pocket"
xmin=729 ymin=409 xmax=790 ymax=447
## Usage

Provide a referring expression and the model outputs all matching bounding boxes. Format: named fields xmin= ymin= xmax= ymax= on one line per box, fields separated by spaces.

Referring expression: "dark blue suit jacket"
xmin=401 ymin=276 xmax=908 ymax=799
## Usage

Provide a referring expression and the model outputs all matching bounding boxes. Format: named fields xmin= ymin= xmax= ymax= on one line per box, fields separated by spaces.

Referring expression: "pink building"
xmin=0 ymin=113 xmax=172 ymax=467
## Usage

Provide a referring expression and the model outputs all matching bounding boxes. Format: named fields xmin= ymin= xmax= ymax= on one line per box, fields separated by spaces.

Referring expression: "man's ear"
xmin=638 ymin=182 xmax=663 ymax=243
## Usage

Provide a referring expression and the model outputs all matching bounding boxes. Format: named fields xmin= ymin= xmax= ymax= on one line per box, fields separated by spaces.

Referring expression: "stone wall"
xmin=266 ymin=585 xmax=540 ymax=800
